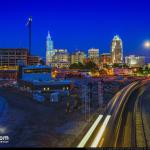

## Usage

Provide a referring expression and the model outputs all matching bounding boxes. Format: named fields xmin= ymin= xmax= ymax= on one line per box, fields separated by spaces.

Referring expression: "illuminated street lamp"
xmin=144 ymin=40 xmax=150 ymax=49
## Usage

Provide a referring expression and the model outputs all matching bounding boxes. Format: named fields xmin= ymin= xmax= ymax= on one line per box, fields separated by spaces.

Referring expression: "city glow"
xmin=77 ymin=115 xmax=103 ymax=148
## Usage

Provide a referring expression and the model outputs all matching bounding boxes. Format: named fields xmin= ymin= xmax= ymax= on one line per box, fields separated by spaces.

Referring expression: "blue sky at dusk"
xmin=0 ymin=0 xmax=150 ymax=59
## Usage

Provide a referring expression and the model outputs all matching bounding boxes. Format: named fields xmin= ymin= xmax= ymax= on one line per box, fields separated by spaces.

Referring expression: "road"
xmin=77 ymin=79 xmax=150 ymax=148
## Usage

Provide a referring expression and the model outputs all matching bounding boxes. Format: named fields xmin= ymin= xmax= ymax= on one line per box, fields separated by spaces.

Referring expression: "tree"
xmin=113 ymin=63 xmax=120 ymax=68
xmin=122 ymin=64 xmax=129 ymax=68
xmin=113 ymin=63 xmax=129 ymax=69
xmin=84 ymin=61 xmax=98 ymax=71
xmin=78 ymin=62 xmax=84 ymax=69
xmin=70 ymin=63 xmax=79 ymax=69
xmin=70 ymin=62 xmax=84 ymax=69
xmin=99 ymin=69 xmax=107 ymax=75
xmin=70 ymin=61 xmax=99 ymax=71
xmin=137 ymin=67 xmax=143 ymax=75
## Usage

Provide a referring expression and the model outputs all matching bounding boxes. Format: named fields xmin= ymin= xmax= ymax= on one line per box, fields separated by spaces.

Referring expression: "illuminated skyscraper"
xmin=111 ymin=35 xmax=123 ymax=64
xmin=46 ymin=31 xmax=55 ymax=65
xmin=88 ymin=48 xmax=100 ymax=65
xmin=71 ymin=51 xmax=86 ymax=64
xmin=88 ymin=48 xmax=99 ymax=58
xmin=51 ymin=49 xmax=70 ymax=69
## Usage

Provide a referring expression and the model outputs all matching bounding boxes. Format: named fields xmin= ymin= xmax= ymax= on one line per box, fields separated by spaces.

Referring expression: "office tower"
xmin=111 ymin=35 xmax=123 ymax=64
xmin=71 ymin=51 xmax=86 ymax=64
xmin=88 ymin=48 xmax=100 ymax=65
xmin=51 ymin=49 xmax=70 ymax=69
xmin=88 ymin=48 xmax=99 ymax=58
xmin=46 ymin=31 xmax=55 ymax=65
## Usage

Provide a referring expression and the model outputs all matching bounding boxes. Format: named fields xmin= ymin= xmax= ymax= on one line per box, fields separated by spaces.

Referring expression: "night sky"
xmin=0 ymin=0 xmax=150 ymax=60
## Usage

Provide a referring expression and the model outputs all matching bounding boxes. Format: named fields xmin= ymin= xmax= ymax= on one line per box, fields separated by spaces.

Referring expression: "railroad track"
xmin=134 ymin=94 xmax=148 ymax=147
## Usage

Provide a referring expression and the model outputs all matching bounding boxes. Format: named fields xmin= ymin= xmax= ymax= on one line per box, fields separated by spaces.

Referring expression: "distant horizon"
xmin=0 ymin=0 xmax=150 ymax=59
xmin=0 ymin=46 xmax=149 ymax=59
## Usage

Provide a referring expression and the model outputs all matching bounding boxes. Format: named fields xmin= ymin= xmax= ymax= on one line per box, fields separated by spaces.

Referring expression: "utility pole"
xmin=26 ymin=17 xmax=32 ymax=55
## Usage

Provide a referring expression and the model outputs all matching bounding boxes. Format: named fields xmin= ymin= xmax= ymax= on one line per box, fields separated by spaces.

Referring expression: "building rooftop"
xmin=0 ymin=48 xmax=28 ymax=51
xmin=25 ymin=80 xmax=72 ymax=86
xmin=101 ymin=53 xmax=111 ymax=56
xmin=23 ymin=65 xmax=51 ymax=70
xmin=113 ymin=35 xmax=122 ymax=41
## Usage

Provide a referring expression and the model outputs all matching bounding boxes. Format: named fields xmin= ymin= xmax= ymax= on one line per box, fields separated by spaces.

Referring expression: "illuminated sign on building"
xmin=0 ymin=66 xmax=19 ymax=71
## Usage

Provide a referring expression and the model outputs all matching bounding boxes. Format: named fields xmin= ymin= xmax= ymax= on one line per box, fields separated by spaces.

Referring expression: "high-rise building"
xmin=111 ymin=35 xmax=123 ymax=64
xmin=88 ymin=48 xmax=99 ymax=58
xmin=88 ymin=48 xmax=100 ymax=65
xmin=71 ymin=51 xmax=86 ymax=64
xmin=46 ymin=31 xmax=55 ymax=65
xmin=125 ymin=55 xmax=145 ymax=68
xmin=101 ymin=53 xmax=112 ymax=65
xmin=51 ymin=49 xmax=70 ymax=69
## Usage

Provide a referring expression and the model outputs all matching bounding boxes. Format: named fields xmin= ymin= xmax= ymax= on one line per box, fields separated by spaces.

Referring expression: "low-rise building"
xmin=22 ymin=65 xmax=52 ymax=82
xmin=147 ymin=64 xmax=150 ymax=69
xmin=0 ymin=48 xmax=28 ymax=80
xmin=19 ymin=65 xmax=72 ymax=96
xmin=0 ymin=48 xmax=28 ymax=66
xmin=0 ymin=48 xmax=41 ymax=80
xmin=125 ymin=55 xmax=145 ymax=68
xmin=0 ymin=66 xmax=19 ymax=80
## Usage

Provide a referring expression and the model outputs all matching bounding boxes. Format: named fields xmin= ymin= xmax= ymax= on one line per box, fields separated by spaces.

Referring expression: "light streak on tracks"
xmin=91 ymin=115 xmax=111 ymax=148
xmin=77 ymin=115 xmax=103 ymax=148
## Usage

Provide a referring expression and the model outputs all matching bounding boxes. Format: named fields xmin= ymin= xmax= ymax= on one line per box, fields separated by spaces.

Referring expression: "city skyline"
xmin=0 ymin=0 xmax=150 ymax=59
xmin=1 ymin=1 xmax=150 ymax=148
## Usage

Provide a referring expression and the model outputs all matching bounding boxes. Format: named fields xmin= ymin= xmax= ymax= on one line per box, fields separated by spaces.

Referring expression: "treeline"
xmin=69 ymin=62 xmax=98 ymax=70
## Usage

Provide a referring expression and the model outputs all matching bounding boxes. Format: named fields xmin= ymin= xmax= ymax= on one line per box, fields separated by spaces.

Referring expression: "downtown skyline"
xmin=1 ymin=1 xmax=150 ymax=148
xmin=0 ymin=0 xmax=150 ymax=59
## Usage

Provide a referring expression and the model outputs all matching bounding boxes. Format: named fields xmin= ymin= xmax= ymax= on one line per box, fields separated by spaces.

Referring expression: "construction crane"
xmin=26 ymin=17 xmax=32 ymax=55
